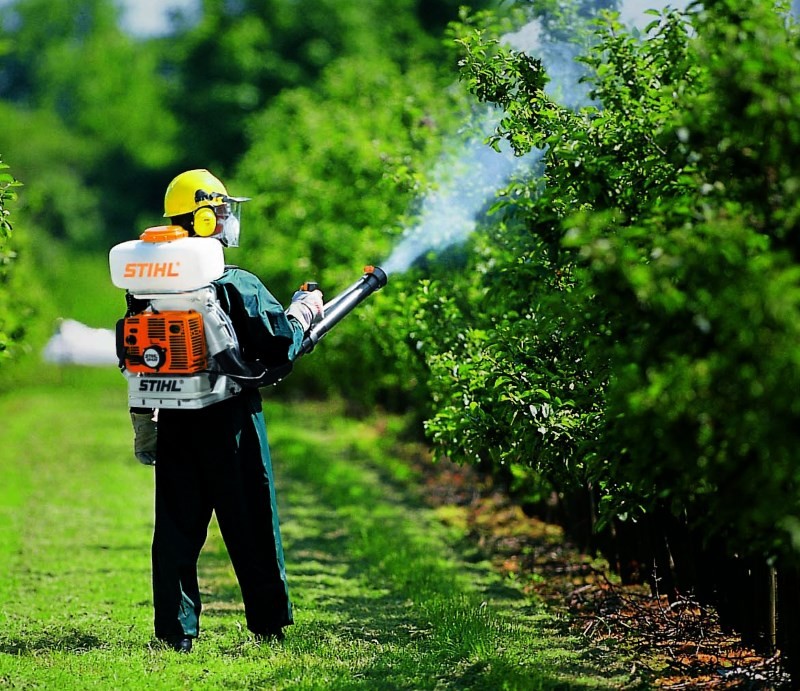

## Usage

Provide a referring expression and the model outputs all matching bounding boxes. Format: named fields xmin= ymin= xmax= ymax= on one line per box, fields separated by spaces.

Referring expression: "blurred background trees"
xmin=0 ymin=0 xmax=487 ymax=247
xmin=0 ymin=0 xmax=489 ymax=389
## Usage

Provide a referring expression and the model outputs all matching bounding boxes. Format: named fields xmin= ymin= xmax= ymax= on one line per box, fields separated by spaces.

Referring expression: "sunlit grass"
xmin=0 ymin=375 xmax=642 ymax=689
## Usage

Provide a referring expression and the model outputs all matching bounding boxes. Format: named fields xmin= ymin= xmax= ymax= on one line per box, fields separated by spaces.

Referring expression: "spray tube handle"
xmin=299 ymin=281 xmax=319 ymax=292
xmin=298 ymin=265 xmax=387 ymax=356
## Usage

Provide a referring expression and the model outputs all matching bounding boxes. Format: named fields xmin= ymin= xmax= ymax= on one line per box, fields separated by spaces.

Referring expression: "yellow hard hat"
xmin=162 ymin=169 xmax=250 ymax=247
xmin=163 ymin=169 xmax=229 ymax=217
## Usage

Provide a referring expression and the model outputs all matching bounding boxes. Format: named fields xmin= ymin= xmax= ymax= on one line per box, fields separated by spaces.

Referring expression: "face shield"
xmin=212 ymin=200 xmax=243 ymax=247
xmin=194 ymin=192 xmax=250 ymax=247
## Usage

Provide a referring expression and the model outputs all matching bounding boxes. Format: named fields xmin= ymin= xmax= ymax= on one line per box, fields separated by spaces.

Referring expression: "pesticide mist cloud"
xmin=382 ymin=112 xmax=538 ymax=275
xmin=382 ymin=0 xmax=692 ymax=276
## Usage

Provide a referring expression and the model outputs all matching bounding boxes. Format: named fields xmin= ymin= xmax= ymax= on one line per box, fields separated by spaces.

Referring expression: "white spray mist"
xmin=381 ymin=0 xmax=692 ymax=276
xmin=382 ymin=109 xmax=538 ymax=275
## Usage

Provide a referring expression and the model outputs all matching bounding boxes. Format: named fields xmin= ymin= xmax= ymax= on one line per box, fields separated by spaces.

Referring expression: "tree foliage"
xmin=234 ymin=54 xmax=468 ymax=403
xmin=0 ymin=157 xmax=27 ymax=366
xmin=0 ymin=0 xmax=483 ymax=246
xmin=162 ymin=0 xmax=489 ymax=172
xmin=398 ymin=0 xmax=800 ymax=563
xmin=0 ymin=0 xmax=179 ymax=243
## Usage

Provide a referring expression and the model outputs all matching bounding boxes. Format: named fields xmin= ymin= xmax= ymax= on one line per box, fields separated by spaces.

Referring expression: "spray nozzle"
xmin=363 ymin=265 xmax=388 ymax=288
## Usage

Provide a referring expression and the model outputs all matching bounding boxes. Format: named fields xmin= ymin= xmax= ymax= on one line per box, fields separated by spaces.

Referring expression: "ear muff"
xmin=193 ymin=207 xmax=218 ymax=237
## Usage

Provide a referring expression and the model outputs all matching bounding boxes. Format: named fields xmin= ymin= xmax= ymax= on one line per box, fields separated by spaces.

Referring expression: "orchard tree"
xmin=0 ymin=0 xmax=177 ymax=169
xmin=406 ymin=0 xmax=800 ymax=563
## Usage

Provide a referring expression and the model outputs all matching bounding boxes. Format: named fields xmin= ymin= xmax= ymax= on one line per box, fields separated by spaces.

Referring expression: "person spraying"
xmin=110 ymin=169 xmax=323 ymax=652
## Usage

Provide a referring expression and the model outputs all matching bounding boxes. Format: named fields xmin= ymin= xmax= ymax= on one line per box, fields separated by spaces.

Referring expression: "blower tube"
xmin=297 ymin=265 xmax=388 ymax=357
xmin=236 ymin=265 xmax=387 ymax=388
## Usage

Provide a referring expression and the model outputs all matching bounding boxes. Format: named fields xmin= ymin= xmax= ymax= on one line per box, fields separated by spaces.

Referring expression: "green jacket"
xmin=214 ymin=266 xmax=305 ymax=371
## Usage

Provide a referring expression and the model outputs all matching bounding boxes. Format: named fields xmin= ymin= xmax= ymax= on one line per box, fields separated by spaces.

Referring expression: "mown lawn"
xmin=0 ymin=367 xmax=642 ymax=689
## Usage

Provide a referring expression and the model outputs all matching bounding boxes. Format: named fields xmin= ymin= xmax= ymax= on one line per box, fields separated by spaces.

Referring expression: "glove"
xmin=130 ymin=409 xmax=157 ymax=466
xmin=285 ymin=289 xmax=324 ymax=333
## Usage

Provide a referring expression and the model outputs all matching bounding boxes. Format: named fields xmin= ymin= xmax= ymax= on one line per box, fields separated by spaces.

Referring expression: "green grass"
xmin=0 ymin=372 xmax=643 ymax=689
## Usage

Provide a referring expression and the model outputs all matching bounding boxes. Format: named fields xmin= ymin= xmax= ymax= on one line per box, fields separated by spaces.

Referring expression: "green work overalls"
xmin=152 ymin=267 xmax=303 ymax=640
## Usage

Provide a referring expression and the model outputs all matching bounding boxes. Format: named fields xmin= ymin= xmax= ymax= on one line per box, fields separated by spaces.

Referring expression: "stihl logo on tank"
xmin=139 ymin=379 xmax=184 ymax=392
xmin=123 ymin=262 xmax=182 ymax=279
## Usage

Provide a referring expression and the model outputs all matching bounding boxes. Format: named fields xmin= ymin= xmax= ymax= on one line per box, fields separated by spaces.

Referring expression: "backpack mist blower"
xmin=109 ymin=225 xmax=387 ymax=409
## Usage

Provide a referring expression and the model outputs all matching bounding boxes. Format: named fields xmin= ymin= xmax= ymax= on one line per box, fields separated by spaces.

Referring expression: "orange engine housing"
xmin=122 ymin=311 xmax=208 ymax=374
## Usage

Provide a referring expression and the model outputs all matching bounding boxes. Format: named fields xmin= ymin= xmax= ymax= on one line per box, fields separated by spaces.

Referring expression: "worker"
xmin=127 ymin=169 xmax=323 ymax=653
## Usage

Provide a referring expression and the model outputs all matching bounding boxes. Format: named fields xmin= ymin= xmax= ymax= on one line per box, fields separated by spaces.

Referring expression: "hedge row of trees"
xmin=417 ymin=0 xmax=799 ymax=556
xmin=385 ymin=0 xmax=800 ymax=672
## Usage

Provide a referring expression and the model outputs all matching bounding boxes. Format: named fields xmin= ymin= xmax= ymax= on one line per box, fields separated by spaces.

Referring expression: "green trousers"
xmin=152 ymin=392 xmax=292 ymax=639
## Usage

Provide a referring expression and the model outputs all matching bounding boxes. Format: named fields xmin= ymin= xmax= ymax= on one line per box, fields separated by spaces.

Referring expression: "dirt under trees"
xmin=398 ymin=447 xmax=791 ymax=690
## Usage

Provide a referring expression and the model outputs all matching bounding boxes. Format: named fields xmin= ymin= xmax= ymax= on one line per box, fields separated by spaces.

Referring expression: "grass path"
xmin=0 ymin=369 xmax=640 ymax=689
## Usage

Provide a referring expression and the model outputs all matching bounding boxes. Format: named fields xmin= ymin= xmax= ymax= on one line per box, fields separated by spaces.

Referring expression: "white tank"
xmin=109 ymin=226 xmax=225 ymax=292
